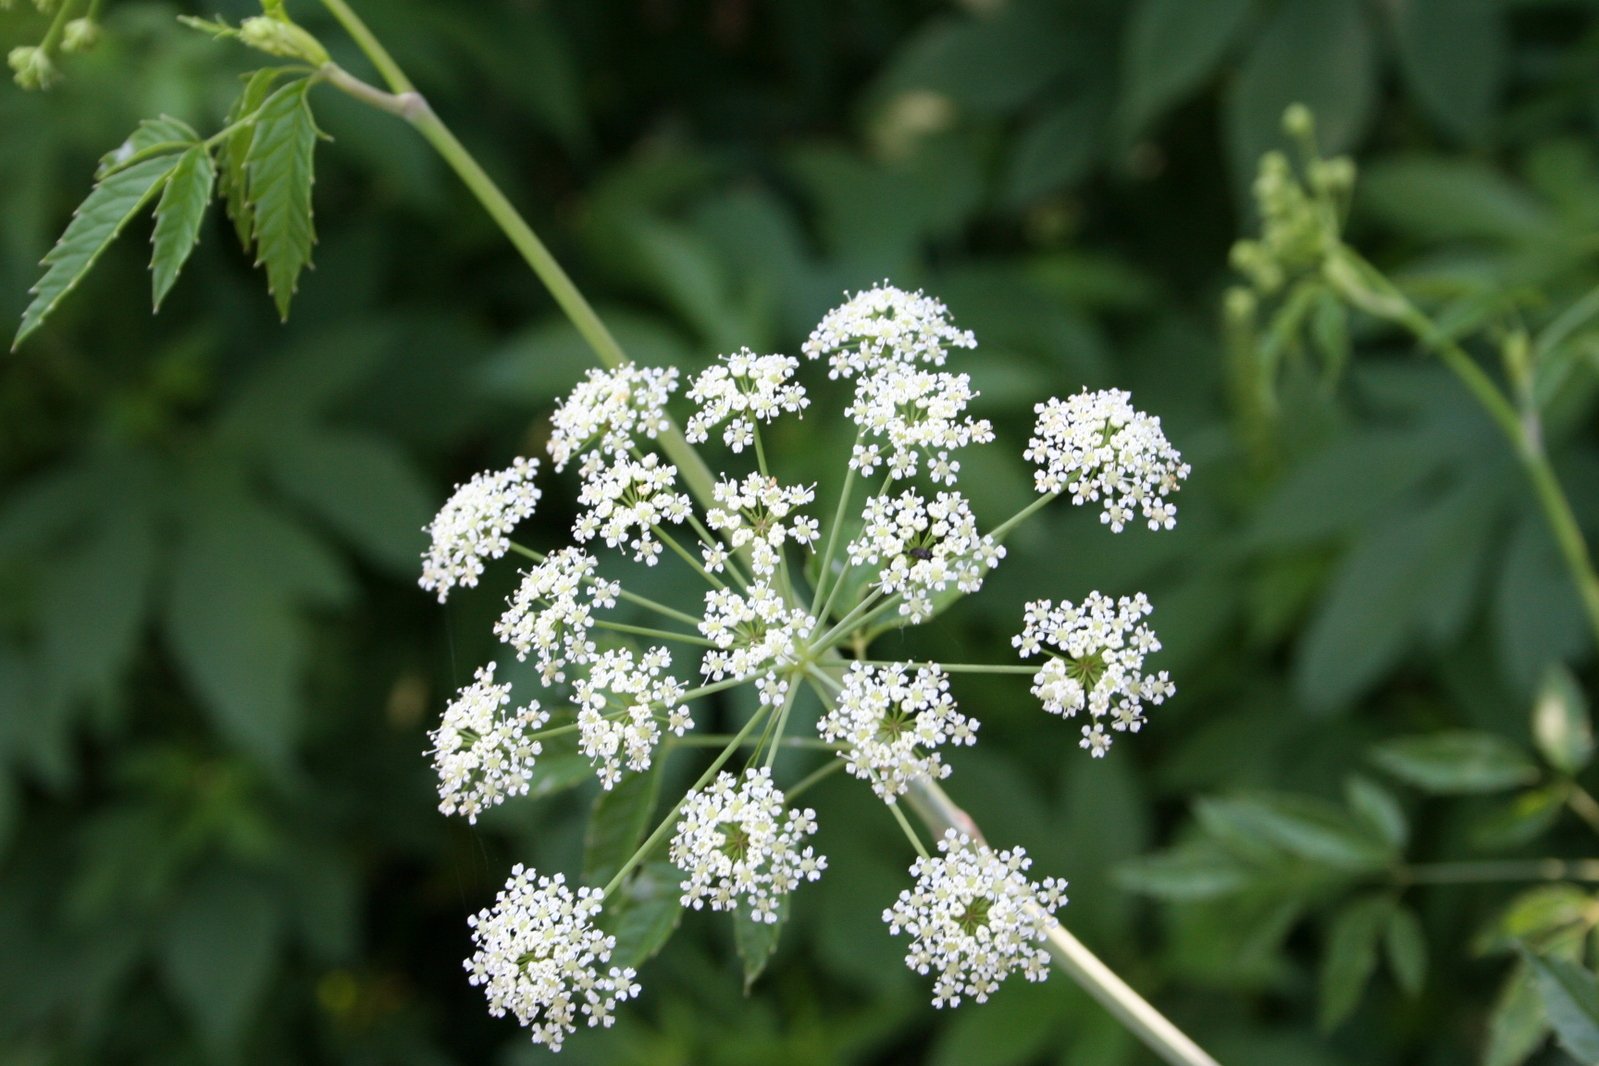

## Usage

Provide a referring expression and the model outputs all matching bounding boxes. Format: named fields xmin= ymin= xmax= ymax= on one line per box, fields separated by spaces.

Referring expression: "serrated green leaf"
xmin=1485 ymin=962 xmax=1551 ymax=1066
xmin=1320 ymin=894 xmax=1393 ymax=1029
xmin=218 ymin=69 xmax=290 ymax=254
xmin=1525 ymin=951 xmax=1599 ymax=1063
xmin=734 ymin=896 xmax=788 ymax=994
xmin=1198 ymin=793 xmax=1393 ymax=872
xmin=158 ymin=871 xmax=282 ymax=1053
xmin=581 ymin=764 xmax=661 ymax=887
xmin=151 ymin=146 xmax=216 ymax=310
xmin=1533 ymin=665 xmax=1594 ymax=776
xmin=606 ymin=861 xmax=683 ymax=970
xmin=1120 ymin=0 xmax=1253 ymax=134
xmin=14 ymin=155 xmax=179 ymax=350
xmin=246 ymin=78 xmax=318 ymax=320
xmin=95 ymin=116 xmax=199 ymax=179
xmin=1370 ymin=732 xmax=1540 ymax=795
xmin=1385 ymin=906 xmax=1426 ymax=997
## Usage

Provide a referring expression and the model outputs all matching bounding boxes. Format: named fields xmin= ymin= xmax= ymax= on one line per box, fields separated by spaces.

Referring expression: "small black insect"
xmin=907 ymin=546 xmax=934 ymax=561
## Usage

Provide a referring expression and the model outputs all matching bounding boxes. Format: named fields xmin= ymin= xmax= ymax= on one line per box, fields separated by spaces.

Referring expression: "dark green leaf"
xmin=1115 ymin=843 xmax=1253 ymax=901
xmin=1198 ymin=793 xmax=1392 ymax=871
xmin=524 ymin=752 xmax=597 ymax=801
xmin=218 ymin=69 xmax=289 ymax=254
xmin=1488 ymin=886 xmax=1596 ymax=952
xmin=1473 ymin=785 xmax=1566 ymax=851
xmin=1384 ymin=906 xmax=1426 ymax=997
xmin=582 ymin=763 xmax=661 ymax=886
xmin=95 ymin=116 xmax=198 ymax=179
xmin=1226 ymin=0 xmax=1376 ymax=187
xmin=871 ymin=6 xmax=1077 ymax=116
xmin=1320 ymin=894 xmax=1393 ymax=1029
xmin=246 ymin=78 xmax=318 ymax=320
xmin=606 ymin=860 xmax=682 ymax=970
xmin=1121 ymin=0 xmax=1253 ymax=134
xmin=1370 ymin=732 xmax=1539 ymax=795
xmin=734 ymin=896 xmax=787 ymax=993
xmin=1388 ymin=0 xmax=1502 ymax=142
xmin=1533 ymin=665 xmax=1594 ymax=775
xmin=1360 ymin=157 xmax=1552 ymax=245
xmin=158 ymin=871 xmax=282 ymax=1053
xmin=1525 ymin=952 xmax=1599 ymax=1063
xmin=1497 ymin=514 xmax=1592 ymax=694
xmin=1485 ymin=962 xmax=1552 ymax=1066
xmin=1345 ymin=776 xmax=1408 ymax=851
xmin=1005 ymin=94 xmax=1104 ymax=204
xmin=14 ymin=155 xmax=178 ymax=349
xmin=150 ymin=146 xmax=216 ymax=310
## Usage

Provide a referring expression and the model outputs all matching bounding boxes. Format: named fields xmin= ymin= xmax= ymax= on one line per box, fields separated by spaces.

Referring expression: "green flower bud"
xmin=61 ymin=17 xmax=101 ymax=54
xmin=238 ymin=15 xmax=329 ymax=65
xmin=8 ymin=45 xmax=61 ymax=91
xmin=1282 ymin=103 xmax=1314 ymax=141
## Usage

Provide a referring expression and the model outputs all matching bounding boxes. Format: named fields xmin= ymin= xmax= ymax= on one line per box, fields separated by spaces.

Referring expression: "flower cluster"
xmin=465 ymin=866 xmax=640 ymax=1052
xmin=818 ymin=663 xmax=977 ymax=801
xmin=430 ymin=663 xmax=549 ymax=823
xmin=698 ymin=584 xmax=815 ymax=706
xmin=572 ymin=453 xmax=692 ymax=564
xmin=494 ymin=547 xmax=618 ymax=683
xmin=1025 ymin=389 xmax=1190 ymax=532
xmin=574 ymin=647 xmax=690 ymax=789
xmin=846 ymin=364 xmax=994 ymax=485
xmin=802 ymin=283 xmax=977 ymax=378
xmin=703 ymin=474 xmax=820 ymax=579
xmin=669 ymin=768 xmax=826 ymax=923
xmin=685 ymin=348 xmax=809 ymax=451
xmin=419 ymin=457 xmax=541 ymax=602
xmin=1013 ymin=592 xmax=1173 ymax=757
xmin=548 ymin=364 xmax=678 ymax=472
xmin=884 ymin=830 xmax=1067 ymax=1008
xmin=846 ymin=489 xmax=1004 ymax=621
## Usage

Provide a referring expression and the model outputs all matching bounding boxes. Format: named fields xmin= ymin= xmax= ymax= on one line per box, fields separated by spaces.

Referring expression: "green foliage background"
xmin=2 ymin=0 xmax=1598 ymax=1062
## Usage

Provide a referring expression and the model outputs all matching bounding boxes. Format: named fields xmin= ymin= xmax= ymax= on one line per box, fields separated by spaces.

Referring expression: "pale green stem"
xmin=762 ymin=679 xmax=802 ymax=770
xmin=902 ymin=776 xmax=1221 ymax=1066
xmin=860 ymin=661 xmax=1036 ymax=675
xmin=669 ymin=734 xmax=839 ymax=752
xmin=601 ymin=702 xmax=771 ymax=899
xmin=785 ymin=758 xmax=846 ymax=802
xmin=507 ymin=541 xmax=702 ymax=626
xmin=809 ymin=450 xmax=859 ymax=616
xmin=654 ymin=525 xmax=726 ymax=590
xmin=887 ymin=797 xmax=929 ymax=859
xmin=685 ymin=511 xmax=752 ymax=591
xmin=809 ymin=589 xmax=888 ymax=652
xmin=593 ymin=619 xmax=714 ymax=648
xmin=38 ymin=0 xmax=85 ymax=56
xmin=1396 ymin=859 xmax=1599 ymax=886
xmin=988 ymin=491 xmax=1058 ymax=545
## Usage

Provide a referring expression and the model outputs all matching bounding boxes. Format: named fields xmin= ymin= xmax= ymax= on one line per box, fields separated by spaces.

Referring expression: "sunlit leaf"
xmin=1370 ymin=732 xmax=1539 ymax=795
xmin=150 ymin=146 xmax=216 ymax=310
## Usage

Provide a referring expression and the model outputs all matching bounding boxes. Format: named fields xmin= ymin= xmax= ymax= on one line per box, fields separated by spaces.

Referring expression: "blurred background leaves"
xmin=2 ymin=0 xmax=1598 ymax=1063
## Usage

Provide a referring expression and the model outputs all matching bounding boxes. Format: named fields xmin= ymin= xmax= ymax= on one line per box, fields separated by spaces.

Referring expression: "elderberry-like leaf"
xmin=245 ymin=77 xmax=318 ymax=320
xmin=150 ymin=145 xmax=217 ymax=310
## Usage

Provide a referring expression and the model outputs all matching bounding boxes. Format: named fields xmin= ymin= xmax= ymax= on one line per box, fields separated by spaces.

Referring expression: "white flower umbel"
xmin=572 ymin=453 xmax=693 ymax=565
xmin=685 ymin=348 xmax=809 ymax=451
xmin=847 ymin=490 xmax=1005 ymax=622
xmin=818 ymin=663 xmax=977 ymax=802
xmin=547 ymin=363 xmax=679 ymax=472
xmin=703 ymin=474 xmax=820 ymax=580
xmin=884 ymin=829 xmax=1067 ymax=1008
xmin=466 ymin=865 xmax=641 ymax=1051
xmin=420 ymin=457 xmax=542 ymax=602
xmin=670 ymin=767 xmax=826 ymax=923
xmin=1013 ymin=592 xmax=1174 ymax=757
xmin=494 ymin=547 xmax=620 ymax=684
xmin=430 ymin=663 xmax=550 ymax=823
xmin=802 ymin=282 xmax=977 ymax=379
xmin=574 ymin=647 xmax=691 ymax=789
xmin=1025 ymin=389 xmax=1190 ymax=532
xmin=698 ymin=582 xmax=814 ymax=706
xmin=846 ymin=363 xmax=994 ymax=485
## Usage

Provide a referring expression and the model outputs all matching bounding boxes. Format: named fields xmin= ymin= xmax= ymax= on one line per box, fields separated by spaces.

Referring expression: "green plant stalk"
xmin=1396 ymin=858 xmax=1599 ymax=885
xmin=317 ymin=5 xmax=1219 ymax=1061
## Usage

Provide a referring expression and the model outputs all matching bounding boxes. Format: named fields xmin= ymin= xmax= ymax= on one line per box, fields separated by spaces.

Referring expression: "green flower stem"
xmin=809 ymin=449 xmax=859 ymax=616
xmin=762 ymin=679 xmax=801 ymax=770
xmin=1331 ymin=247 xmax=1599 ymax=649
xmin=507 ymin=542 xmax=703 ymax=626
xmin=318 ymin=0 xmax=414 ymax=93
xmin=38 ymin=0 xmax=86 ymax=56
xmin=670 ymin=734 xmax=839 ymax=752
xmin=887 ymin=796 xmax=930 ymax=859
xmin=988 ymin=490 xmax=1057 ymax=544
xmin=785 ymin=758 xmax=846 ymax=802
xmin=593 ymin=619 xmax=714 ymax=648
xmin=1396 ymin=858 xmax=1599 ymax=886
xmin=808 ymin=589 xmax=887 ymax=652
xmin=602 ymin=701 xmax=771 ymax=899
xmin=859 ymin=661 xmax=1036 ymax=675
xmin=524 ymin=722 xmax=581 ymax=743
xmin=903 ymin=776 xmax=1221 ymax=1066
xmin=654 ymin=525 xmax=726 ymax=590
xmin=684 ymin=512 xmax=752 ymax=591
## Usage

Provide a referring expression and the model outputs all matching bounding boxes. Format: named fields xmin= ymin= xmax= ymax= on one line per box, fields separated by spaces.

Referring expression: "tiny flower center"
xmin=718 ymin=821 xmax=751 ymax=861
xmin=956 ymin=896 xmax=991 ymax=935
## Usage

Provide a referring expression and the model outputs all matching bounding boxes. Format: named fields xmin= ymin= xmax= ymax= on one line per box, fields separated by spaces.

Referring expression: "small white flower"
xmin=703 ymin=474 xmax=820 ymax=580
xmin=1025 ymin=389 xmax=1190 ymax=532
xmin=494 ymin=547 xmax=620 ymax=684
xmin=574 ymin=647 xmax=690 ymax=789
xmin=465 ymin=865 xmax=641 ymax=1052
xmin=547 ymin=363 xmax=679 ymax=472
xmin=1013 ymin=592 xmax=1173 ymax=756
xmin=698 ymin=582 xmax=814 ymax=705
xmin=572 ymin=453 xmax=693 ymax=565
xmin=670 ymin=767 xmax=826 ymax=923
xmin=685 ymin=348 xmax=809 ymax=451
xmin=430 ymin=664 xmax=549 ymax=823
xmin=420 ymin=458 xmax=541 ymax=602
xmin=883 ymin=830 xmax=1066 ymax=1008
xmin=846 ymin=363 xmax=993 ymax=485
xmin=846 ymin=490 xmax=1004 ymax=622
xmin=802 ymin=283 xmax=976 ymax=379
xmin=818 ymin=663 xmax=978 ymax=802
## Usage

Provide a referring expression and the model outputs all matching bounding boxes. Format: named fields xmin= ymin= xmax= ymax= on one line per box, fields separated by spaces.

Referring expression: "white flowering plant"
xmin=5 ymin=2 xmax=1216 ymax=1062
